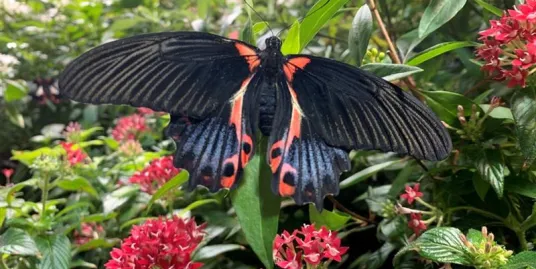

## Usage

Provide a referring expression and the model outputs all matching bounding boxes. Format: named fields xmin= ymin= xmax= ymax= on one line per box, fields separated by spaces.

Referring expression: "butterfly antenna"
xmin=243 ymin=0 xmax=274 ymax=36
xmin=276 ymin=0 xmax=331 ymax=37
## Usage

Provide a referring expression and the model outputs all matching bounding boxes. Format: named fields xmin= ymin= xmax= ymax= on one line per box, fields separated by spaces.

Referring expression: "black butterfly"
xmin=32 ymin=78 xmax=61 ymax=104
xmin=59 ymin=32 xmax=452 ymax=209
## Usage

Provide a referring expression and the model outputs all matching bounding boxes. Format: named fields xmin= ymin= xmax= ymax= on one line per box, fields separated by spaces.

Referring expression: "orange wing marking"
xmin=279 ymin=163 xmax=297 ymax=196
xmin=235 ymin=43 xmax=260 ymax=72
xmin=283 ymin=57 xmax=311 ymax=82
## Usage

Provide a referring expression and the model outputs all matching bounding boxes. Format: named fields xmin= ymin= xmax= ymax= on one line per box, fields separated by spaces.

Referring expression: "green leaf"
xmin=0 ymin=228 xmax=39 ymax=256
xmin=472 ymin=174 xmax=490 ymax=201
xmin=240 ymin=19 xmax=254 ymax=45
xmin=406 ymin=41 xmax=478 ymax=66
xmin=11 ymin=147 xmax=60 ymax=166
xmin=147 ymin=170 xmax=189 ymax=211
xmin=55 ymin=177 xmax=98 ymax=198
xmin=178 ymin=199 xmax=219 ymax=217
xmin=388 ymin=162 xmax=414 ymax=197
xmin=36 ymin=234 xmax=71 ymax=269
xmin=505 ymin=176 xmax=536 ymax=198
xmin=231 ymin=136 xmax=280 ymax=269
xmin=473 ymin=0 xmax=503 ymax=16
xmin=281 ymin=20 xmax=300 ymax=55
xmin=397 ymin=29 xmax=427 ymax=62
xmin=4 ymin=80 xmax=27 ymax=102
xmin=253 ymin=22 xmax=269 ymax=34
xmin=511 ymin=88 xmax=536 ymax=166
xmin=361 ymin=64 xmax=423 ymax=81
xmin=421 ymin=90 xmax=480 ymax=125
xmin=398 ymin=227 xmax=472 ymax=265
xmin=76 ymin=238 xmax=119 ymax=252
xmin=418 ymin=0 xmax=467 ymax=38
xmin=193 ymin=244 xmax=244 ymax=261
xmin=480 ymin=105 xmax=514 ymax=120
xmin=5 ymin=104 xmax=25 ymax=128
xmin=465 ymin=228 xmax=485 ymax=246
xmin=298 ymin=0 xmax=351 ymax=51
xmin=308 ymin=205 xmax=350 ymax=230
xmin=502 ymin=251 xmax=536 ymax=269
xmin=348 ymin=4 xmax=372 ymax=66
xmin=120 ymin=217 xmax=154 ymax=230
xmin=340 ymin=159 xmax=403 ymax=189
xmin=351 ymin=242 xmax=396 ymax=269
xmin=472 ymin=149 xmax=505 ymax=198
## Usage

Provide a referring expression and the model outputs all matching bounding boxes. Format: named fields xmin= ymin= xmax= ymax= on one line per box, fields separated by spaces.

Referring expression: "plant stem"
xmin=447 ymin=206 xmax=505 ymax=222
xmin=0 ymin=257 xmax=8 ymax=269
xmin=516 ymin=229 xmax=529 ymax=250
xmin=328 ymin=196 xmax=374 ymax=223
xmin=41 ymin=171 xmax=50 ymax=218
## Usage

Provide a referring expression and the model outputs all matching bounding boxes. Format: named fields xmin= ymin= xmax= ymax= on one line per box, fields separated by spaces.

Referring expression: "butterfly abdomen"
xmin=258 ymin=80 xmax=276 ymax=136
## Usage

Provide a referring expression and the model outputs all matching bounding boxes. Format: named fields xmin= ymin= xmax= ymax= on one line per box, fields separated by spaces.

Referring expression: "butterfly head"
xmin=265 ymin=36 xmax=282 ymax=50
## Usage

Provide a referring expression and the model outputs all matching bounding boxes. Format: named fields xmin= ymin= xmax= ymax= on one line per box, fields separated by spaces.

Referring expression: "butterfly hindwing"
xmin=59 ymin=32 xmax=260 ymax=119
xmin=165 ymin=75 xmax=259 ymax=191
xmin=284 ymin=55 xmax=452 ymax=161
xmin=267 ymin=75 xmax=350 ymax=210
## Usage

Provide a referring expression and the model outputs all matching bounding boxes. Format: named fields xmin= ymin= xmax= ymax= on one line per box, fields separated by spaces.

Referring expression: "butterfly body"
xmin=59 ymin=31 xmax=452 ymax=210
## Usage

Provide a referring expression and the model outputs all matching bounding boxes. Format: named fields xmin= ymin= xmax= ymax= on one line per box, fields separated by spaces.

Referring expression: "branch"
xmin=328 ymin=196 xmax=376 ymax=224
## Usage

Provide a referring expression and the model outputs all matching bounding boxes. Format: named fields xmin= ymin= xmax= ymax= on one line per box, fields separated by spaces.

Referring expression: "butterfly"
xmin=59 ymin=31 xmax=452 ymax=210
xmin=32 ymin=78 xmax=61 ymax=104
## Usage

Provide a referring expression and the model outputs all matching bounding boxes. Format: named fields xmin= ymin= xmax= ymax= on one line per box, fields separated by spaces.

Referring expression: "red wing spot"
xmin=241 ymin=134 xmax=253 ymax=166
xmin=279 ymin=163 xmax=297 ymax=196
xmin=220 ymin=154 xmax=239 ymax=188
xmin=284 ymin=57 xmax=311 ymax=82
xmin=235 ymin=43 xmax=260 ymax=72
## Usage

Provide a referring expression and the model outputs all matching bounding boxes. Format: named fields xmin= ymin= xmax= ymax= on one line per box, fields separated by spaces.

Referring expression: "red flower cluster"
xmin=408 ymin=213 xmax=427 ymax=235
xmin=400 ymin=183 xmax=423 ymax=205
xmin=60 ymin=142 xmax=87 ymax=166
xmin=136 ymin=107 xmax=166 ymax=116
xmin=476 ymin=0 xmax=536 ymax=87
xmin=111 ymin=114 xmax=148 ymax=142
xmin=105 ymin=216 xmax=205 ymax=269
xmin=128 ymin=156 xmax=180 ymax=194
xmin=73 ymin=222 xmax=105 ymax=245
xmin=273 ymin=224 xmax=348 ymax=269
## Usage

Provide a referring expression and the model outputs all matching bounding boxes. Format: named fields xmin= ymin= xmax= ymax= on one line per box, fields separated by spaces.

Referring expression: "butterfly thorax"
xmin=259 ymin=37 xmax=284 ymax=78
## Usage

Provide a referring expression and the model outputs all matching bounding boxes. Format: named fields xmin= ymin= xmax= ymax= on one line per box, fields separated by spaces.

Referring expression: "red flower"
xmin=273 ymin=224 xmax=348 ymax=268
xmin=105 ymin=216 xmax=205 ymax=269
xmin=400 ymin=183 xmax=423 ymax=204
xmin=111 ymin=114 xmax=148 ymax=141
xmin=408 ymin=213 xmax=427 ymax=235
xmin=2 ymin=168 xmax=14 ymax=180
xmin=73 ymin=222 xmax=104 ymax=245
xmin=60 ymin=142 xmax=88 ymax=166
xmin=128 ymin=156 xmax=180 ymax=194
xmin=476 ymin=2 xmax=536 ymax=88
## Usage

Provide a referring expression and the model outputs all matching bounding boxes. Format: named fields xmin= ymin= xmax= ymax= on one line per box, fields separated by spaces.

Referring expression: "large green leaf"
xmin=348 ymin=4 xmax=372 ymax=66
xmin=55 ymin=176 xmax=98 ymax=198
xmin=406 ymin=41 xmax=478 ymax=66
xmin=395 ymin=227 xmax=472 ymax=265
xmin=281 ymin=20 xmax=300 ymax=55
xmin=297 ymin=0 xmax=351 ymax=51
xmin=3 ymin=80 xmax=28 ymax=102
xmin=231 ymin=136 xmax=280 ymax=269
xmin=473 ymin=0 xmax=503 ymax=16
xmin=421 ymin=90 xmax=480 ymax=125
xmin=361 ymin=63 xmax=423 ymax=82
xmin=505 ymin=176 xmax=536 ymax=199
xmin=340 ymin=159 xmax=403 ymax=189
xmin=511 ymin=88 xmax=536 ymax=167
xmin=502 ymin=251 xmax=536 ymax=269
xmin=472 ymin=149 xmax=505 ymax=198
xmin=308 ymin=204 xmax=350 ymax=230
xmin=36 ymin=234 xmax=71 ymax=269
xmin=0 ymin=228 xmax=39 ymax=256
xmin=418 ymin=0 xmax=467 ymax=38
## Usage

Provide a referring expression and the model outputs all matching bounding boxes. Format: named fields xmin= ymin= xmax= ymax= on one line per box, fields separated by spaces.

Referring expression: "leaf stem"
xmin=447 ymin=206 xmax=505 ymax=222
xmin=41 ymin=171 xmax=50 ymax=218
xmin=328 ymin=196 xmax=374 ymax=223
xmin=515 ymin=229 xmax=528 ymax=250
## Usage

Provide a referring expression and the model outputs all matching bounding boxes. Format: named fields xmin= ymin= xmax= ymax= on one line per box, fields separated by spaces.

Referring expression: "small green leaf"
xmin=502 ymin=251 xmax=536 ymax=269
xmin=397 ymin=29 xmax=427 ymax=62
xmin=421 ymin=90 xmax=480 ymax=125
xmin=178 ymin=199 xmax=219 ymax=217
xmin=5 ymin=104 xmax=25 ymax=128
xmin=340 ymin=159 xmax=403 ymax=189
xmin=505 ymin=176 xmax=536 ymax=198
xmin=120 ymin=217 xmax=154 ymax=230
xmin=308 ymin=205 xmax=350 ymax=230
xmin=193 ymin=244 xmax=244 ymax=261
xmin=55 ymin=177 xmax=98 ymax=198
xmin=147 ymin=170 xmax=189 ymax=211
xmin=406 ymin=41 xmax=478 ymax=66
xmin=36 ymin=234 xmax=71 ymax=269
xmin=75 ymin=238 xmax=119 ymax=252
xmin=473 ymin=0 xmax=503 ymax=16
xmin=472 ymin=174 xmax=490 ymax=201
xmin=240 ymin=19 xmax=254 ymax=45
xmin=11 ymin=147 xmax=60 ymax=166
xmin=472 ymin=149 xmax=505 ymax=198
xmin=298 ymin=0 xmax=351 ymax=50
xmin=281 ymin=20 xmax=301 ymax=55
xmin=361 ymin=63 xmax=423 ymax=81
xmin=4 ymin=80 xmax=28 ymax=102
xmin=388 ymin=162 xmax=414 ymax=197
xmin=0 ymin=228 xmax=39 ymax=256
xmin=418 ymin=0 xmax=468 ymax=38
xmin=348 ymin=4 xmax=372 ymax=66
xmin=397 ymin=227 xmax=472 ymax=265
xmin=231 ymin=136 xmax=280 ymax=269
xmin=480 ymin=105 xmax=514 ymax=120
xmin=253 ymin=22 xmax=269 ymax=34
xmin=511 ymin=88 xmax=536 ymax=167
xmin=465 ymin=228 xmax=485 ymax=246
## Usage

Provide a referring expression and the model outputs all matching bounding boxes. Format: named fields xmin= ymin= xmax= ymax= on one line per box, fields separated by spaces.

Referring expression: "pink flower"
xmin=273 ymin=224 xmax=348 ymax=268
xmin=60 ymin=142 xmax=88 ymax=166
xmin=2 ymin=168 xmax=14 ymax=180
xmin=111 ymin=114 xmax=148 ymax=142
xmin=105 ymin=216 xmax=205 ymax=269
xmin=73 ymin=223 xmax=104 ymax=245
xmin=408 ymin=213 xmax=427 ymax=235
xmin=476 ymin=2 xmax=536 ymax=88
xmin=400 ymin=183 xmax=423 ymax=204
xmin=128 ymin=156 xmax=180 ymax=194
